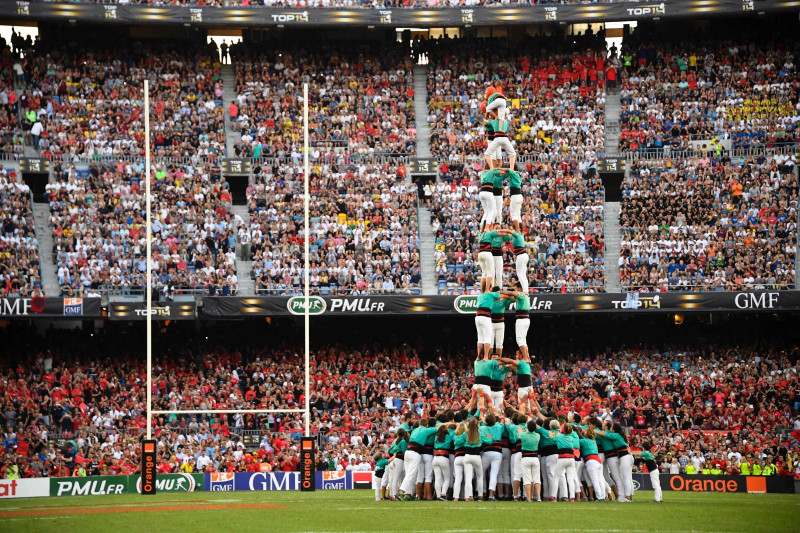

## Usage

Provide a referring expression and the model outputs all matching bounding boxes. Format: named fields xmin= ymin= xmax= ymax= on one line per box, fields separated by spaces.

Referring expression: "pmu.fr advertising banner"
xmin=203 ymin=291 xmax=800 ymax=317
xmin=632 ymin=474 xmax=795 ymax=494
xmin=49 ymin=474 xmax=203 ymax=497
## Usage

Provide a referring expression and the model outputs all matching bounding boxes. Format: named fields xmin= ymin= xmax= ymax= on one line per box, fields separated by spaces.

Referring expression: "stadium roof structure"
xmin=0 ymin=0 xmax=792 ymax=28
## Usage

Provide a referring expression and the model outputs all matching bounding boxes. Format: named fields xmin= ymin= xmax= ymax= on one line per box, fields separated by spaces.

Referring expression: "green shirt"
xmin=552 ymin=431 xmax=573 ymax=451
xmin=455 ymin=431 xmax=492 ymax=450
xmin=491 ymin=362 xmax=508 ymax=382
xmin=491 ymin=233 xmax=511 ymax=249
xmin=605 ymin=432 xmax=628 ymax=450
xmin=409 ymin=427 xmax=437 ymax=446
xmin=477 ymin=292 xmax=500 ymax=309
xmin=481 ymin=423 xmax=504 ymax=443
xmin=474 ymin=359 xmax=497 ymax=378
xmin=480 ymin=169 xmax=501 ymax=185
xmin=507 ymin=170 xmax=522 ymax=189
xmin=491 ymin=297 xmax=512 ymax=316
xmin=639 ymin=450 xmax=655 ymax=462
xmin=479 ymin=231 xmax=498 ymax=245
xmin=516 ymin=360 xmax=531 ymax=376
xmin=520 ymin=430 xmax=540 ymax=452
xmin=505 ymin=423 xmax=521 ymax=445
xmin=515 ymin=294 xmax=530 ymax=312
xmin=511 ymin=232 xmax=525 ymax=249
xmin=569 ymin=431 xmax=580 ymax=450
xmin=579 ymin=437 xmax=599 ymax=457
xmin=535 ymin=427 xmax=555 ymax=449
xmin=433 ymin=433 xmax=454 ymax=450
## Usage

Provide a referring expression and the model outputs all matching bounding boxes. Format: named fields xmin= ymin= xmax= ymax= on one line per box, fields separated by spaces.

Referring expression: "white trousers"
xmin=490 ymin=390 xmax=504 ymax=410
xmin=475 ymin=316 xmax=492 ymax=345
xmin=571 ymin=459 xmax=582 ymax=495
xmin=463 ymin=455 xmax=484 ymax=498
xmin=618 ymin=454 xmax=635 ymax=498
xmin=650 ymin=469 xmax=662 ymax=502
xmin=552 ymin=458 xmax=577 ymax=499
xmin=515 ymin=254 xmax=529 ymax=293
xmin=585 ymin=458 xmax=606 ymax=500
xmin=381 ymin=461 xmax=393 ymax=488
xmin=479 ymin=191 xmax=495 ymax=227
xmin=515 ymin=317 xmax=530 ymax=347
xmin=419 ymin=454 xmax=433 ymax=483
xmin=493 ymin=255 xmax=504 ymax=288
xmin=432 ymin=455 xmax=451 ymax=497
xmin=512 ymin=451 xmax=522 ymax=483
xmin=399 ymin=450 xmax=420 ymax=495
xmin=494 ymin=194 xmax=503 ymax=224
xmin=521 ymin=456 xmax=541 ymax=486
xmin=452 ymin=456 xmax=465 ymax=499
xmin=481 ymin=450 xmax=502 ymax=493
xmin=510 ymin=193 xmax=523 ymax=222
xmin=389 ymin=457 xmax=404 ymax=496
xmin=478 ymin=251 xmax=495 ymax=280
xmin=492 ymin=321 xmax=504 ymax=352
xmin=486 ymin=97 xmax=507 ymax=120
xmin=606 ymin=456 xmax=624 ymax=500
xmin=545 ymin=454 xmax=558 ymax=499
xmin=485 ymin=136 xmax=516 ymax=157
xmin=598 ymin=453 xmax=615 ymax=489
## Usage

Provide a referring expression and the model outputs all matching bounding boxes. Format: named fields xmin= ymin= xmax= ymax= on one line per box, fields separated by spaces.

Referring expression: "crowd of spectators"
xmin=13 ymin=33 xmax=225 ymax=160
xmin=0 ymin=165 xmax=42 ymax=296
xmin=244 ymin=160 xmax=421 ymax=294
xmin=0 ymin=322 xmax=797 ymax=479
xmin=45 ymin=159 xmax=241 ymax=296
xmin=430 ymin=160 xmax=605 ymax=293
xmin=619 ymin=152 xmax=797 ymax=292
xmin=617 ymin=21 xmax=800 ymax=154
xmin=426 ymin=34 xmax=608 ymax=164
xmin=0 ymin=38 xmax=26 ymax=159
xmin=231 ymin=41 xmax=415 ymax=161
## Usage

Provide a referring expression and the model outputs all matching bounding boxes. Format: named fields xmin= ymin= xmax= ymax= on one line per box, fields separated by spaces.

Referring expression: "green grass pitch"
xmin=1 ymin=490 xmax=798 ymax=533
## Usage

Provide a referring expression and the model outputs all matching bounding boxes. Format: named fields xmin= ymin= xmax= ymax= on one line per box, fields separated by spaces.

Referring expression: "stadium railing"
xmin=623 ymin=144 xmax=799 ymax=160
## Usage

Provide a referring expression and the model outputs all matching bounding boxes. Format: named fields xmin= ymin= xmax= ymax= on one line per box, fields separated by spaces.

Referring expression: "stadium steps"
xmin=604 ymin=91 xmax=621 ymax=157
xmin=230 ymin=204 xmax=255 ymax=296
xmin=413 ymin=64 xmax=431 ymax=159
xmin=417 ymin=205 xmax=438 ymax=295
xmin=32 ymin=203 xmax=61 ymax=296
xmin=221 ymin=64 xmax=241 ymax=158
xmin=604 ymin=201 xmax=622 ymax=293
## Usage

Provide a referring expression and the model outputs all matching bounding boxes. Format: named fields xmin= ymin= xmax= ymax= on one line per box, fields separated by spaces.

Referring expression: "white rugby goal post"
xmin=140 ymin=81 xmax=313 ymax=493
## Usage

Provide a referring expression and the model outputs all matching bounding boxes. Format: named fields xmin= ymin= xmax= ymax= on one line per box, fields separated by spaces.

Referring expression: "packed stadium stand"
xmin=14 ymin=33 xmax=225 ymax=159
xmin=0 ymin=317 xmax=797 ymax=477
xmin=619 ymin=154 xmax=797 ymax=292
xmin=0 ymin=166 xmax=41 ymax=296
xmin=45 ymin=159 xmax=241 ymax=296
xmin=230 ymin=40 xmax=415 ymax=160
xmin=245 ymin=160 xmax=421 ymax=294
xmin=616 ymin=21 xmax=799 ymax=155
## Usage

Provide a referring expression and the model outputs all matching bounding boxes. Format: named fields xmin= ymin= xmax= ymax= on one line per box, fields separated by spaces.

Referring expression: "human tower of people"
xmin=375 ymin=83 xmax=660 ymax=504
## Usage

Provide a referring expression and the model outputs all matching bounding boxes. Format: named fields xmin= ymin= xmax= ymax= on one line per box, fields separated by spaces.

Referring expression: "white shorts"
xmin=515 ymin=318 xmax=530 ymax=347
xmin=510 ymin=194 xmax=523 ymax=222
xmin=490 ymin=390 xmax=504 ymax=410
xmin=517 ymin=386 xmax=533 ymax=401
xmin=472 ymin=383 xmax=492 ymax=398
xmin=486 ymin=96 xmax=507 ymax=121
xmin=492 ymin=321 xmax=505 ymax=351
xmin=485 ymin=136 xmax=516 ymax=158
xmin=475 ymin=315 xmax=492 ymax=345
xmin=478 ymin=251 xmax=495 ymax=279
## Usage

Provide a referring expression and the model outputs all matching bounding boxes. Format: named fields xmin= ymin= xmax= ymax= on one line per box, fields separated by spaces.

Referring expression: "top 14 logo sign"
xmin=626 ymin=2 xmax=665 ymax=17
